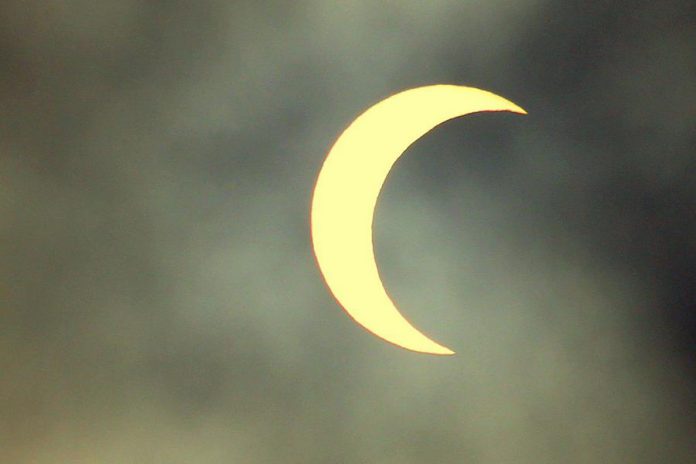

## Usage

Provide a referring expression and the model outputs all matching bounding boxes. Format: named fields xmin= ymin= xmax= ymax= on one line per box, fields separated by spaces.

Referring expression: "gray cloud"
xmin=1 ymin=1 xmax=694 ymax=462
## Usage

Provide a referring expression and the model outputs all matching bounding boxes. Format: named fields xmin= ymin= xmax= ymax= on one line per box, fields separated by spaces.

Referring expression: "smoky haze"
xmin=1 ymin=1 xmax=694 ymax=463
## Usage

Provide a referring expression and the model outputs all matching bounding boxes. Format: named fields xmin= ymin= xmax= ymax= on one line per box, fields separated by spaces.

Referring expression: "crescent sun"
xmin=310 ymin=85 xmax=526 ymax=355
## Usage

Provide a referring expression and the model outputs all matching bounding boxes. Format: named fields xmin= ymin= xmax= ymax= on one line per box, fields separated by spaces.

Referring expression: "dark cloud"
xmin=1 ymin=1 xmax=694 ymax=462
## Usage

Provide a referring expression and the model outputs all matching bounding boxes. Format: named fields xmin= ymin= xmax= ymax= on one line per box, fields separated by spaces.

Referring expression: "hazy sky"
xmin=1 ymin=1 xmax=694 ymax=462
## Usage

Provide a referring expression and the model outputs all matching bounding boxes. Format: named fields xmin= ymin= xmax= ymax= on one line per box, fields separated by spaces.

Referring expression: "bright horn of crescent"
xmin=311 ymin=85 xmax=526 ymax=355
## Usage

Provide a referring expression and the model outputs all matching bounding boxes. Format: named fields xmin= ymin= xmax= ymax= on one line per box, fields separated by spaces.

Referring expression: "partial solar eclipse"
xmin=311 ymin=85 xmax=526 ymax=355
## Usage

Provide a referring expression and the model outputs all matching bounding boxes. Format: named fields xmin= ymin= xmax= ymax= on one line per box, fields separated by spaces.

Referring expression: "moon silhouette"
xmin=311 ymin=85 xmax=526 ymax=355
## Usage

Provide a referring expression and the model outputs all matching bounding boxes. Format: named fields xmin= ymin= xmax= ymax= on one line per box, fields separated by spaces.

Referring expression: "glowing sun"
xmin=311 ymin=85 xmax=526 ymax=355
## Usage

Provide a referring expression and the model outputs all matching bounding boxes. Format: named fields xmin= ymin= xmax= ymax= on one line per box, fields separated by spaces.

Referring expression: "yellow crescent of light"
xmin=311 ymin=85 xmax=526 ymax=355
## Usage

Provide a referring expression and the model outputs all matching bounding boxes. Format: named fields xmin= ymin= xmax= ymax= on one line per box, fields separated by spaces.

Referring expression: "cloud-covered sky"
xmin=1 ymin=1 xmax=694 ymax=462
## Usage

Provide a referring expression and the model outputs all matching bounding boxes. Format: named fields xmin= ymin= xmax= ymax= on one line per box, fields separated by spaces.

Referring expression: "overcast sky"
xmin=1 ymin=1 xmax=694 ymax=463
